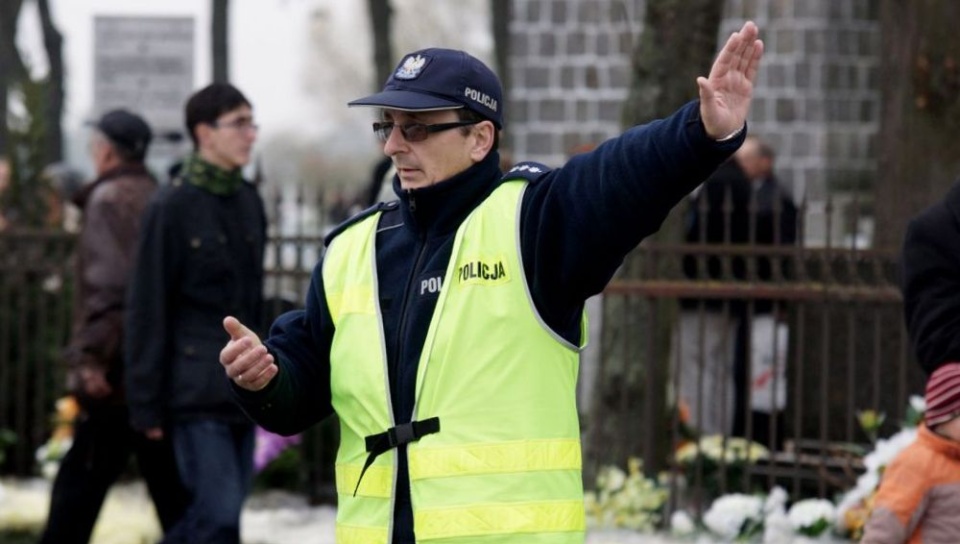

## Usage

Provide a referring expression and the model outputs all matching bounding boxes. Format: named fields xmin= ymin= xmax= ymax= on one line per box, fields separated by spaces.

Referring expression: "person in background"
xmin=39 ymin=109 xmax=187 ymax=544
xmin=861 ymin=362 xmax=960 ymax=543
xmin=125 ymin=83 xmax=266 ymax=544
xmin=221 ymin=22 xmax=762 ymax=543
xmin=673 ymin=158 xmax=752 ymax=436
xmin=731 ymin=135 xmax=797 ymax=449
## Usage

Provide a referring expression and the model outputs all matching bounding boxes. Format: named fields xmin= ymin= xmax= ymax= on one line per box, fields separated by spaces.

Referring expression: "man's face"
xmin=381 ymin=109 xmax=481 ymax=190
xmin=199 ymin=104 xmax=257 ymax=170
xmin=89 ymin=132 xmax=114 ymax=176
xmin=734 ymin=138 xmax=771 ymax=181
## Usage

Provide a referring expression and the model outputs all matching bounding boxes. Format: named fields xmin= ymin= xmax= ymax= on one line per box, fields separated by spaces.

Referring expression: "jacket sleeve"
xmin=521 ymin=100 xmax=744 ymax=331
xmin=66 ymin=192 xmax=140 ymax=372
xmin=901 ymin=208 xmax=960 ymax=375
xmin=232 ymin=259 xmax=334 ymax=435
xmin=124 ymin=195 xmax=179 ymax=431
xmin=861 ymin=453 xmax=927 ymax=543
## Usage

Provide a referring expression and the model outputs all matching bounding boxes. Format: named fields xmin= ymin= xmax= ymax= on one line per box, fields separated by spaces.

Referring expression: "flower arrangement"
xmin=34 ymin=396 xmax=79 ymax=479
xmin=701 ymin=492 xmax=765 ymax=541
xmin=670 ymin=486 xmax=839 ymax=543
xmin=584 ymin=457 xmax=669 ymax=531
xmin=675 ymin=435 xmax=770 ymax=499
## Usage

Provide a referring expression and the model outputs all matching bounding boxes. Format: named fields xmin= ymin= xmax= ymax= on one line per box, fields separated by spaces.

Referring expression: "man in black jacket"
xmin=902 ymin=181 xmax=960 ymax=376
xmin=125 ymin=83 xmax=266 ymax=544
xmin=220 ymin=22 xmax=763 ymax=543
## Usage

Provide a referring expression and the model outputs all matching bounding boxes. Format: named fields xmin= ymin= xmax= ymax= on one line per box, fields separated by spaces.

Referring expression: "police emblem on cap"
xmin=395 ymin=55 xmax=427 ymax=80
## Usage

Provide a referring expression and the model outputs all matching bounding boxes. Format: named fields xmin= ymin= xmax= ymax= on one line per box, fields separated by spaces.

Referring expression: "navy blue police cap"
xmin=348 ymin=48 xmax=503 ymax=129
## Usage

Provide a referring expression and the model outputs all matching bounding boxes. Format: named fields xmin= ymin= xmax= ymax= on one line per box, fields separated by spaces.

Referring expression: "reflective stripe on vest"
xmin=324 ymin=180 xmax=586 ymax=543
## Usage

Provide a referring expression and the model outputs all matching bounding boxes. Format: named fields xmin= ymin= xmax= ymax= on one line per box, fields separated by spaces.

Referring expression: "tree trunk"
xmin=37 ymin=0 xmax=64 ymax=163
xmin=490 ymin=0 xmax=511 ymax=147
xmin=0 ymin=0 xmax=26 ymax=154
xmin=490 ymin=0 xmax=510 ymax=96
xmin=212 ymin=0 xmax=229 ymax=83
xmin=367 ymin=0 xmax=393 ymax=90
xmin=872 ymin=0 xmax=960 ymax=249
xmin=585 ymin=0 xmax=725 ymax=480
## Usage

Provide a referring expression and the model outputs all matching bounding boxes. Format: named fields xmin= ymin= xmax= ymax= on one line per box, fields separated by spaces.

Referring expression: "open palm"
xmin=698 ymin=21 xmax=763 ymax=140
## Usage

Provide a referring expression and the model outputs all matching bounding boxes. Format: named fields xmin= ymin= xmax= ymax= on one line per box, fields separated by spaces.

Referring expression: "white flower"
xmin=863 ymin=428 xmax=917 ymax=474
xmin=762 ymin=509 xmax=793 ymax=544
xmin=597 ymin=465 xmax=627 ymax=492
xmin=0 ymin=481 xmax=5 ymax=505
xmin=909 ymin=395 xmax=926 ymax=414
xmin=670 ymin=510 xmax=696 ymax=535
xmin=703 ymin=493 xmax=764 ymax=539
xmin=788 ymin=498 xmax=836 ymax=533
xmin=764 ymin=486 xmax=788 ymax=515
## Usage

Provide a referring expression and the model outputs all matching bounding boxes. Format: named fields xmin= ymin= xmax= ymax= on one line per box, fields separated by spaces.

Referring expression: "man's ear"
xmin=195 ymin=123 xmax=212 ymax=150
xmin=469 ymin=121 xmax=496 ymax=162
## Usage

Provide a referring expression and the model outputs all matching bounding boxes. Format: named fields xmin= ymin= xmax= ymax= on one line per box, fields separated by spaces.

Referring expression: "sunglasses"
xmin=372 ymin=120 xmax=479 ymax=142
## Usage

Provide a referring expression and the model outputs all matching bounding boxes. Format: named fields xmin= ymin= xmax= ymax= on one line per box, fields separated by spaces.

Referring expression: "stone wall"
xmin=507 ymin=0 xmax=881 ymax=245
xmin=506 ymin=0 xmax=646 ymax=167
xmin=721 ymin=0 xmax=881 ymax=244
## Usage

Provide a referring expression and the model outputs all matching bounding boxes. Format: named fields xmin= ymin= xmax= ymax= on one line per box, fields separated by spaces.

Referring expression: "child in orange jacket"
xmin=862 ymin=362 xmax=960 ymax=543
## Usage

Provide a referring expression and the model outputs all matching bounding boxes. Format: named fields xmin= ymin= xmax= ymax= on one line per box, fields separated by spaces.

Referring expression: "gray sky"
xmin=15 ymin=0 xmax=493 ymax=175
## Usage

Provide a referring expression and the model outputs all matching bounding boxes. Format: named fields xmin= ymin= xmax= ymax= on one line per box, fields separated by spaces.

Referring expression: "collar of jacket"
xmin=182 ymin=153 xmax=244 ymax=195
xmin=920 ymin=423 xmax=960 ymax=460
xmin=394 ymin=151 xmax=501 ymax=235
xmin=71 ymin=164 xmax=153 ymax=209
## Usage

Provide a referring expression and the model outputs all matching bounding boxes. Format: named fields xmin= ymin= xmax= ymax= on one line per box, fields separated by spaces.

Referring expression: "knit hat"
xmin=925 ymin=362 xmax=960 ymax=427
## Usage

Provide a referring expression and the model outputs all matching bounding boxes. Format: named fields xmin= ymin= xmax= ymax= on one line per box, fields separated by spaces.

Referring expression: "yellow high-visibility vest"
xmin=324 ymin=180 xmax=585 ymax=543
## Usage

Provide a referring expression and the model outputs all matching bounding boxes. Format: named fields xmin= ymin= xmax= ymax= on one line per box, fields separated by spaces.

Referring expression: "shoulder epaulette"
xmin=324 ymin=200 xmax=399 ymax=247
xmin=501 ymin=161 xmax=552 ymax=183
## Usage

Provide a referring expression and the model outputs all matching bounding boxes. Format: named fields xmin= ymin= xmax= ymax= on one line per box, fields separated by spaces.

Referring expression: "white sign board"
xmin=93 ymin=16 xmax=194 ymax=162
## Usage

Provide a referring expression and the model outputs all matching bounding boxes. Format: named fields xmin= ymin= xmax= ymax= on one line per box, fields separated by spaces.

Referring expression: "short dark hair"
xmin=457 ymin=109 xmax=499 ymax=151
xmin=185 ymin=83 xmax=252 ymax=148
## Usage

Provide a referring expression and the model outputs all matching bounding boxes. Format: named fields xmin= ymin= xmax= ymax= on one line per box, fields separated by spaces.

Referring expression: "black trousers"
xmin=39 ymin=404 xmax=189 ymax=544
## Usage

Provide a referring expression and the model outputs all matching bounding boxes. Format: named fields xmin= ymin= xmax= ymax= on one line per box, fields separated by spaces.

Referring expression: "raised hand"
xmin=220 ymin=316 xmax=278 ymax=391
xmin=698 ymin=21 xmax=764 ymax=140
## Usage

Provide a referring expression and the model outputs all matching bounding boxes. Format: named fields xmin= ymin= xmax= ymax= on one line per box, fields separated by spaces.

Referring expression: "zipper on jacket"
xmin=392 ymin=231 xmax=427 ymax=418
xmin=407 ymin=189 xmax=416 ymax=213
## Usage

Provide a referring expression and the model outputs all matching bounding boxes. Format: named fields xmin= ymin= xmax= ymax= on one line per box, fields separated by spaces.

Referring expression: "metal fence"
xmin=0 ymin=195 xmax=921 ymax=511
xmin=580 ymin=188 xmax=923 ymax=514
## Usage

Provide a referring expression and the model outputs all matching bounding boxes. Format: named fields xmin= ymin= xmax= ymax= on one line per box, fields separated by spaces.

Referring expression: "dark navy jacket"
xmin=234 ymin=100 xmax=743 ymax=542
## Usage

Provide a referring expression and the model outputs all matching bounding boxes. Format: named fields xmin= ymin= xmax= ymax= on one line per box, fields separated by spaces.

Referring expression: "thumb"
xmin=223 ymin=316 xmax=260 ymax=344
xmin=696 ymin=76 xmax=714 ymax=102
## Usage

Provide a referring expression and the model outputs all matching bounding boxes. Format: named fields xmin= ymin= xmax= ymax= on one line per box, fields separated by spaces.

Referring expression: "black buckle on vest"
xmin=353 ymin=417 xmax=440 ymax=497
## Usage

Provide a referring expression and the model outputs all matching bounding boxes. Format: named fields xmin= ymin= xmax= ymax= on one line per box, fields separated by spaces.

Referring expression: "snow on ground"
xmin=0 ymin=478 xmax=720 ymax=544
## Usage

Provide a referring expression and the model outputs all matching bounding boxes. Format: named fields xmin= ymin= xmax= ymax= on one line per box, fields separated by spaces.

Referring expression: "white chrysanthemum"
xmin=763 ymin=486 xmax=788 ymax=515
xmin=597 ymin=465 xmax=627 ymax=492
xmin=703 ymin=493 xmax=764 ymax=538
xmin=670 ymin=510 xmax=696 ymax=535
xmin=762 ymin=509 xmax=793 ymax=544
xmin=863 ymin=428 xmax=917 ymax=474
xmin=788 ymin=498 xmax=836 ymax=532
xmin=909 ymin=395 xmax=926 ymax=414
xmin=836 ymin=469 xmax=880 ymax=526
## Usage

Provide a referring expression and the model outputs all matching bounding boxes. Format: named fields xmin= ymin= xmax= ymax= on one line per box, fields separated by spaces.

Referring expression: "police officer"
xmin=221 ymin=21 xmax=763 ymax=543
